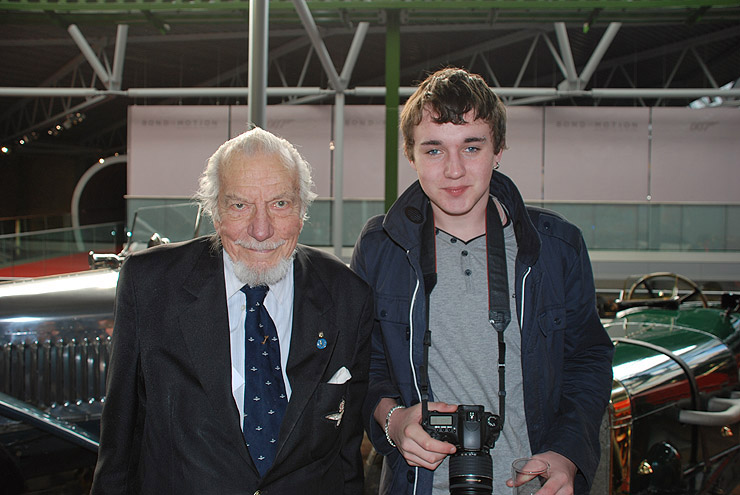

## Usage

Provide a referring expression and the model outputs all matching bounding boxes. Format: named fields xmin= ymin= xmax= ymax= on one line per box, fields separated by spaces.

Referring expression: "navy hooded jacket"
xmin=350 ymin=171 xmax=614 ymax=495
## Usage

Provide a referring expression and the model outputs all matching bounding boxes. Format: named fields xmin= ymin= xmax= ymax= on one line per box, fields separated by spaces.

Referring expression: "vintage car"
xmin=1 ymin=203 xmax=739 ymax=494
xmin=595 ymin=273 xmax=740 ymax=495
xmin=0 ymin=203 xmax=202 ymax=493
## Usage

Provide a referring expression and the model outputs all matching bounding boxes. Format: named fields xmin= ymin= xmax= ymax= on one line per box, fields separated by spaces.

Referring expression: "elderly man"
xmin=92 ymin=127 xmax=373 ymax=494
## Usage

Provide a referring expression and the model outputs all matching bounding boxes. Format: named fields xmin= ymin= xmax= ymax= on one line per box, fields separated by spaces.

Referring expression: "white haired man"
xmin=92 ymin=127 xmax=373 ymax=494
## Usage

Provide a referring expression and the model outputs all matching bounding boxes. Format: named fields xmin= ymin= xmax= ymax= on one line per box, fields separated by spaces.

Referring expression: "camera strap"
xmin=419 ymin=201 xmax=437 ymax=420
xmin=419 ymin=196 xmax=511 ymax=425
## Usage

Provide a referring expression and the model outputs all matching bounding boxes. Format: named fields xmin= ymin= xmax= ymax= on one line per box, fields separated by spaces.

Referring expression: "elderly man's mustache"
xmin=234 ymin=239 xmax=287 ymax=251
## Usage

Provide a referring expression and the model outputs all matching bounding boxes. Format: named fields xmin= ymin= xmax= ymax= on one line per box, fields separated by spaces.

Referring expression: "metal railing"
xmin=0 ymin=222 xmax=124 ymax=275
xmin=122 ymin=197 xmax=740 ymax=252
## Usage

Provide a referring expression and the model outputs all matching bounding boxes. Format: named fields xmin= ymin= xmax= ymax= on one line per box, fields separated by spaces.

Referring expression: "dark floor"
xmin=363 ymin=435 xmax=382 ymax=495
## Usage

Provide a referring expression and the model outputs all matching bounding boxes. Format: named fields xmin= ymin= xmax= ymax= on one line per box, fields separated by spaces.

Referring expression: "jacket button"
xmin=407 ymin=470 xmax=415 ymax=482
xmin=554 ymin=317 xmax=562 ymax=325
xmin=380 ymin=309 xmax=387 ymax=317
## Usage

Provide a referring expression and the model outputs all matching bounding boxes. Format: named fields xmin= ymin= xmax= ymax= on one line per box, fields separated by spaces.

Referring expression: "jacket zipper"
xmin=520 ymin=266 xmax=532 ymax=329
xmin=407 ymin=249 xmax=421 ymax=495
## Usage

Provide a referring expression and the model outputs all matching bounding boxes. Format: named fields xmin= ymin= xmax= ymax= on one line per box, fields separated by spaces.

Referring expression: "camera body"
xmin=422 ymin=404 xmax=501 ymax=452
xmin=422 ymin=404 xmax=502 ymax=495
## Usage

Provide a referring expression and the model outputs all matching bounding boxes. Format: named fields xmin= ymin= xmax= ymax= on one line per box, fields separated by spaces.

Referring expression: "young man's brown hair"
xmin=400 ymin=67 xmax=508 ymax=161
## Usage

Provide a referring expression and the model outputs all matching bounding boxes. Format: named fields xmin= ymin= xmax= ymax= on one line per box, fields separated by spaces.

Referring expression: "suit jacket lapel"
xmin=178 ymin=241 xmax=255 ymax=470
xmin=275 ymin=246 xmax=338 ymax=459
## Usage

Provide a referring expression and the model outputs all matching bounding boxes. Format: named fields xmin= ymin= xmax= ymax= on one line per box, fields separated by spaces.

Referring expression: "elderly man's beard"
xmin=231 ymin=239 xmax=295 ymax=287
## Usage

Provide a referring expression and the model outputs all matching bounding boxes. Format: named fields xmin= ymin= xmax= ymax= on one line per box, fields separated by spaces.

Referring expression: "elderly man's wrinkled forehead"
xmin=221 ymin=147 xmax=296 ymax=177
xmin=217 ymin=152 xmax=300 ymax=206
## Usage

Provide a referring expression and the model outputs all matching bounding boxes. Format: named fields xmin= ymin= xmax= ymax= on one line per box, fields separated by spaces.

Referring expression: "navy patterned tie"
xmin=241 ymin=285 xmax=287 ymax=477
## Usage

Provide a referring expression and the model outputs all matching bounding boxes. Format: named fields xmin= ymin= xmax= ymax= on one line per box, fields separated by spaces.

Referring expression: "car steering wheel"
xmin=626 ymin=272 xmax=709 ymax=308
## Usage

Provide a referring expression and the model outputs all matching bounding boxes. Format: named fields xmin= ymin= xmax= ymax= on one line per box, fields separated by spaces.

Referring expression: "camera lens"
xmin=448 ymin=452 xmax=493 ymax=495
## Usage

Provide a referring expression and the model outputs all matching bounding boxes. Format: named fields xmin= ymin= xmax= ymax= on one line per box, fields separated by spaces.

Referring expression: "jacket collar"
xmin=382 ymin=171 xmax=541 ymax=266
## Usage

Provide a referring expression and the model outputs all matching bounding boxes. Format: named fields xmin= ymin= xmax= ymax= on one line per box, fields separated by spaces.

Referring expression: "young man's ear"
xmin=494 ymin=149 xmax=504 ymax=166
xmin=404 ymin=147 xmax=416 ymax=170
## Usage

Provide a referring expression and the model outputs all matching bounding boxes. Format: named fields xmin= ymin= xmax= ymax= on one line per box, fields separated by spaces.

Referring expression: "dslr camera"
xmin=422 ymin=404 xmax=502 ymax=495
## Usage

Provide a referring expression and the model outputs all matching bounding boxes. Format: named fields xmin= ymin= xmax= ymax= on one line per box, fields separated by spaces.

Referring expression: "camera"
xmin=422 ymin=404 xmax=502 ymax=495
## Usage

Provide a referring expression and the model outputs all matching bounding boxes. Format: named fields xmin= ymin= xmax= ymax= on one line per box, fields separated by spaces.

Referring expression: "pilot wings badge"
xmin=325 ymin=398 xmax=345 ymax=427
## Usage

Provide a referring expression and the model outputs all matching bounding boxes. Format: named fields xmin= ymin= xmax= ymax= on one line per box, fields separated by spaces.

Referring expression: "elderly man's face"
xmin=215 ymin=152 xmax=303 ymax=285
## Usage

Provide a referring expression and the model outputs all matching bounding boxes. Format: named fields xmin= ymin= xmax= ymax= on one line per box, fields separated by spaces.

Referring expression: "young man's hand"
xmin=375 ymin=399 xmax=457 ymax=470
xmin=506 ymin=451 xmax=577 ymax=495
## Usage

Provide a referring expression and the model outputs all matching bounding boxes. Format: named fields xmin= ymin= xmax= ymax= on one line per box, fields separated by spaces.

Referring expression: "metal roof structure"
xmin=1 ymin=0 xmax=739 ymax=157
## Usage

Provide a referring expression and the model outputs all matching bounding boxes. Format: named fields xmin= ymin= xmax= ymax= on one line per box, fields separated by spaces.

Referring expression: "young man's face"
xmin=409 ymin=107 xmax=503 ymax=236
xmin=214 ymin=152 xmax=303 ymax=284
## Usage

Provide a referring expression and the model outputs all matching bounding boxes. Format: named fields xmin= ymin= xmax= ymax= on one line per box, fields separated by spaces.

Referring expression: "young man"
xmin=351 ymin=68 xmax=614 ymax=494
xmin=92 ymin=127 xmax=373 ymax=494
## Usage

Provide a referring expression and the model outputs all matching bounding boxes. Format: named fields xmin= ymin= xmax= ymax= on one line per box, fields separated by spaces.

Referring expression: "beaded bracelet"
xmin=384 ymin=404 xmax=406 ymax=448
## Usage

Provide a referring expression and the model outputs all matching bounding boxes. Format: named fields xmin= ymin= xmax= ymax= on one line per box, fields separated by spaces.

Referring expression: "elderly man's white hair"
xmin=195 ymin=126 xmax=317 ymax=223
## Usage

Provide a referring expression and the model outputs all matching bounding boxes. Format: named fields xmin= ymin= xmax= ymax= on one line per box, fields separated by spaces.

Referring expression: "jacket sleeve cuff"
xmin=364 ymin=394 xmax=401 ymax=456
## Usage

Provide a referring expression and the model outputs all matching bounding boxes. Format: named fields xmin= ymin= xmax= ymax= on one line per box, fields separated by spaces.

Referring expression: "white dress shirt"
xmin=223 ymin=251 xmax=294 ymax=430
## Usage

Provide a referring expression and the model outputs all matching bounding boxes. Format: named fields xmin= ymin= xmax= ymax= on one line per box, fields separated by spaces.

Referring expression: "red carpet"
xmin=0 ymin=252 xmax=93 ymax=278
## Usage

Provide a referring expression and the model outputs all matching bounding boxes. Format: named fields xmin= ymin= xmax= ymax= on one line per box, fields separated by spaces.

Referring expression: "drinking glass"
xmin=511 ymin=457 xmax=549 ymax=495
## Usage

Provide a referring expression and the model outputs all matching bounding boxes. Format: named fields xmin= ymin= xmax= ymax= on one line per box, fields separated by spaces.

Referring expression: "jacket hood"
xmin=382 ymin=171 xmax=541 ymax=266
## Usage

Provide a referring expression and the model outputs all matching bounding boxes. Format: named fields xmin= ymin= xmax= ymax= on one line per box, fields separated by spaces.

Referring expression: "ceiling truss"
xmin=1 ymin=0 xmax=739 ymax=154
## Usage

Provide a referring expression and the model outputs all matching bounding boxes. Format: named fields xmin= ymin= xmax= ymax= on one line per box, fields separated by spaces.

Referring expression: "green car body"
xmin=601 ymin=300 xmax=740 ymax=495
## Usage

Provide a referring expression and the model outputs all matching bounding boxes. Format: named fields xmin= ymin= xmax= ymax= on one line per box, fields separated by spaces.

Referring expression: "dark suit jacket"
xmin=91 ymin=237 xmax=373 ymax=494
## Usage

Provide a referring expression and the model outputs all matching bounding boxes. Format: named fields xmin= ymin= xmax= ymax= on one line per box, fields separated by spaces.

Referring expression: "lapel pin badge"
xmin=316 ymin=331 xmax=327 ymax=349
xmin=325 ymin=398 xmax=345 ymax=427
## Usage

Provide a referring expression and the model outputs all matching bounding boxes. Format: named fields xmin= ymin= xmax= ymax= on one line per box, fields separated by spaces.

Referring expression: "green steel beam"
xmin=384 ymin=9 xmax=400 ymax=213
xmin=2 ymin=0 xmax=740 ymax=19
xmin=4 ymin=11 xmax=740 ymax=28
xmin=2 ymin=0 xmax=740 ymax=11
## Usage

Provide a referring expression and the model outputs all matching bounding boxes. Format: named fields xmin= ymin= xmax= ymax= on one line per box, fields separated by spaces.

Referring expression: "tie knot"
xmin=241 ymin=284 xmax=269 ymax=307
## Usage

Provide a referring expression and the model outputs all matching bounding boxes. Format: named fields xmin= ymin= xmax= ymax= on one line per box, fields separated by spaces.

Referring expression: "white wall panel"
xmin=342 ymin=106 xmax=386 ymax=198
xmin=128 ymin=104 xmax=738 ymax=205
xmin=543 ymin=107 xmax=649 ymax=201
xmin=650 ymin=107 xmax=740 ymax=202
xmin=128 ymin=105 xmax=230 ymax=197
xmin=341 ymin=105 xmax=413 ymax=198
xmin=502 ymin=106 xmax=545 ymax=201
